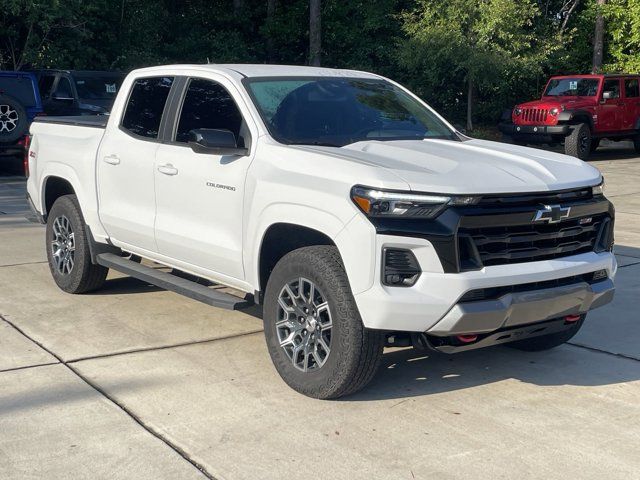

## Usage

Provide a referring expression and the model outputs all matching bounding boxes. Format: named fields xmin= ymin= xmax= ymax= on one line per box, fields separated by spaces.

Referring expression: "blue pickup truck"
xmin=0 ymin=71 xmax=43 ymax=166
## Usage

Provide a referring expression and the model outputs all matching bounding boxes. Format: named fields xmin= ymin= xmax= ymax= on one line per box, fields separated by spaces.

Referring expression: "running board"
xmin=95 ymin=253 xmax=251 ymax=310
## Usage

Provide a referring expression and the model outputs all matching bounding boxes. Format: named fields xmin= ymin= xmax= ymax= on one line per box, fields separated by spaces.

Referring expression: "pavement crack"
xmin=567 ymin=341 xmax=640 ymax=363
xmin=619 ymin=262 xmax=640 ymax=268
xmin=0 ymin=260 xmax=47 ymax=268
xmin=0 ymin=313 xmax=218 ymax=480
xmin=0 ymin=361 xmax=60 ymax=373
xmin=67 ymin=329 xmax=264 ymax=364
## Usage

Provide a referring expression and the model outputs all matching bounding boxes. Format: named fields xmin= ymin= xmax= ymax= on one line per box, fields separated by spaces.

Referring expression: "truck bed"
xmin=33 ymin=115 xmax=108 ymax=129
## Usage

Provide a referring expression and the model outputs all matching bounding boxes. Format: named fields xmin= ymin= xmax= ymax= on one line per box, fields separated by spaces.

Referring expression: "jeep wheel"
xmin=0 ymin=94 xmax=28 ymax=145
xmin=564 ymin=123 xmax=591 ymax=160
xmin=590 ymin=139 xmax=600 ymax=153
xmin=633 ymin=134 xmax=640 ymax=153
xmin=46 ymin=195 xmax=108 ymax=293
xmin=507 ymin=316 xmax=585 ymax=352
xmin=263 ymin=246 xmax=384 ymax=399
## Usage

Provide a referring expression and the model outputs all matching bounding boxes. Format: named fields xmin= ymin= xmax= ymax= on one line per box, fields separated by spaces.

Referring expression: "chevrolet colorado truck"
xmin=26 ymin=65 xmax=616 ymax=399
xmin=500 ymin=74 xmax=640 ymax=160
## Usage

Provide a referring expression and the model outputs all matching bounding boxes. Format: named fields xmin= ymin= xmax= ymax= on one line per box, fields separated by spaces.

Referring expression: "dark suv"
xmin=0 ymin=71 xmax=43 ymax=163
xmin=31 ymin=70 xmax=125 ymax=116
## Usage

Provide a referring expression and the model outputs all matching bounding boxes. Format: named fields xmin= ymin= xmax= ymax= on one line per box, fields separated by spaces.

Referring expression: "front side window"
xmin=245 ymin=77 xmax=457 ymax=147
xmin=544 ymin=78 xmax=600 ymax=97
xmin=175 ymin=78 xmax=243 ymax=144
xmin=603 ymin=79 xmax=621 ymax=99
xmin=625 ymin=79 xmax=639 ymax=98
xmin=38 ymin=75 xmax=56 ymax=98
xmin=121 ymin=77 xmax=174 ymax=139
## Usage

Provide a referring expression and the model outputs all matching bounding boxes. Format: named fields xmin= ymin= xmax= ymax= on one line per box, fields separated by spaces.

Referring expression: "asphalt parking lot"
xmin=1 ymin=142 xmax=639 ymax=480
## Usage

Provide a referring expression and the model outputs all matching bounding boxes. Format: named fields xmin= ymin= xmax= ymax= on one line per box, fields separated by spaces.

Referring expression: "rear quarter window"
xmin=121 ymin=76 xmax=174 ymax=139
xmin=0 ymin=76 xmax=37 ymax=107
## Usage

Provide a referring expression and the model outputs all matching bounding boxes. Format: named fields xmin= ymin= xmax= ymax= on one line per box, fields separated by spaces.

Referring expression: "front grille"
xmin=459 ymin=213 xmax=609 ymax=269
xmin=522 ymin=108 xmax=549 ymax=123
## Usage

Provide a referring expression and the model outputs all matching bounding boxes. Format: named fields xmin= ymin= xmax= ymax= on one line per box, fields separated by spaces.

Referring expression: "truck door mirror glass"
xmin=188 ymin=128 xmax=248 ymax=156
xmin=602 ymin=91 xmax=613 ymax=100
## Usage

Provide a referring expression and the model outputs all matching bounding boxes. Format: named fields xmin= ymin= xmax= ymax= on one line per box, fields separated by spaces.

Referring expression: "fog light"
xmin=592 ymin=269 xmax=608 ymax=281
xmin=382 ymin=248 xmax=421 ymax=287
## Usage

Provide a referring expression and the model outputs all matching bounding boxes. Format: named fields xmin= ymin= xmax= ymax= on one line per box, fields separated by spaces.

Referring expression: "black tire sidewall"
xmin=263 ymin=247 xmax=366 ymax=398
xmin=0 ymin=94 xmax=29 ymax=144
xmin=46 ymin=195 xmax=94 ymax=293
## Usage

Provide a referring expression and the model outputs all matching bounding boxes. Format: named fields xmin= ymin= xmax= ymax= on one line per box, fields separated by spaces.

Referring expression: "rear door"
xmin=97 ymin=76 xmax=175 ymax=252
xmin=598 ymin=78 xmax=623 ymax=131
xmin=623 ymin=77 xmax=640 ymax=131
xmin=153 ymin=75 xmax=255 ymax=280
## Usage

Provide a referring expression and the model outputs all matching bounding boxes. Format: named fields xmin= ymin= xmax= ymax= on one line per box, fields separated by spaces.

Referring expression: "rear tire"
xmin=564 ymin=123 xmax=591 ymax=160
xmin=46 ymin=195 xmax=108 ymax=293
xmin=0 ymin=94 xmax=28 ymax=145
xmin=263 ymin=246 xmax=384 ymax=399
xmin=507 ymin=317 xmax=585 ymax=352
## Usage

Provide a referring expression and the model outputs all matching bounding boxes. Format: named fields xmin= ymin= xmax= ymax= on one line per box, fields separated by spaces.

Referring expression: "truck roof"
xmin=128 ymin=64 xmax=382 ymax=80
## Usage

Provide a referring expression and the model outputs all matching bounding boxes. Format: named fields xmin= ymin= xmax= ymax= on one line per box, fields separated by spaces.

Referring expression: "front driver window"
xmin=175 ymin=78 xmax=243 ymax=144
xmin=603 ymin=79 xmax=620 ymax=99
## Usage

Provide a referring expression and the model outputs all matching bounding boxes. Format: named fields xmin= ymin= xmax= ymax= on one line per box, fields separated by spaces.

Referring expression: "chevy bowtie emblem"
xmin=533 ymin=204 xmax=571 ymax=224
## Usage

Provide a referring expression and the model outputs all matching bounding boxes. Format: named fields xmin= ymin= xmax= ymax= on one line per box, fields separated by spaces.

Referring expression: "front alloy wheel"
xmin=277 ymin=277 xmax=332 ymax=372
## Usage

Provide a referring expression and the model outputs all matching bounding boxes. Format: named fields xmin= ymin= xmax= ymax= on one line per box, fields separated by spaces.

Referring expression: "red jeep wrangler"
xmin=499 ymin=74 xmax=640 ymax=159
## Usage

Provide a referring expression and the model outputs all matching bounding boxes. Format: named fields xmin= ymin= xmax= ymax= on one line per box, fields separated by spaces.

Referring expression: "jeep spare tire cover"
xmin=0 ymin=94 xmax=28 ymax=144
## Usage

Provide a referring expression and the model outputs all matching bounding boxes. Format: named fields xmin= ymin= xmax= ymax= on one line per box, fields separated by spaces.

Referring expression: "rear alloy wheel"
xmin=264 ymin=246 xmax=384 ymax=399
xmin=0 ymin=94 xmax=28 ymax=144
xmin=46 ymin=195 xmax=108 ymax=293
xmin=564 ymin=123 xmax=591 ymax=160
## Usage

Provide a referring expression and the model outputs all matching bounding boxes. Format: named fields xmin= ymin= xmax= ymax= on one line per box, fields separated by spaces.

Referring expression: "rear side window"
xmin=121 ymin=77 xmax=174 ymax=139
xmin=38 ymin=75 xmax=56 ymax=98
xmin=175 ymin=78 xmax=242 ymax=143
xmin=625 ymin=79 xmax=639 ymax=98
xmin=54 ymin=77 xmax=73 ymax=98
xmin=0 ymin=76 xmax=37 ymax=106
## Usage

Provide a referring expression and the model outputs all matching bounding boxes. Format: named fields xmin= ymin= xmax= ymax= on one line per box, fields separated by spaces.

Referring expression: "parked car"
xmin=30 ymin=70 xmax=125 ymax=116
xmin=499 ymin=73 xmax=640 ymax=159
xmin=26 ymin=65 xmax=615 ymax=399
xmin=0 ymin=71 xmax=42 ymax=165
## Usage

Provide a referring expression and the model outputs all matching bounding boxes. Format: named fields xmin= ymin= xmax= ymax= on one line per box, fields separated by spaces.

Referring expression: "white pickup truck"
xmin=26 ymin=64 xmax=616 ymax=399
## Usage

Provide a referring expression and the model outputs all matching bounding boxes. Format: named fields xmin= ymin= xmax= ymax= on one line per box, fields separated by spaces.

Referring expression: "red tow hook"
xmin=456 ymin=334 xmax=478 ymax=343
xmin=564 ymin=314 xmax=581 ymax=323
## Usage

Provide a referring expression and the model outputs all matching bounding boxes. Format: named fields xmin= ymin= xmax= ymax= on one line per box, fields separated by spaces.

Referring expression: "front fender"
xmin=247 ymin=203 xmax=376 ymax=295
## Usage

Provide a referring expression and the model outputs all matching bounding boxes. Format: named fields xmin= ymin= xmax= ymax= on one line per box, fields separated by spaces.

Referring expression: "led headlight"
xmin=592 ymin=178 xmax=605 ymax=196
xmin=351 ymin=186 xmax=479 ymax=219
xmin=514 ymin=107 xmax=523 ymax=116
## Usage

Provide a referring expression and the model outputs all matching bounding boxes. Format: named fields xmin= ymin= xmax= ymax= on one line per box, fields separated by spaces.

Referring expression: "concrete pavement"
xmin=1 ymin=141 xmax=639 ymax=479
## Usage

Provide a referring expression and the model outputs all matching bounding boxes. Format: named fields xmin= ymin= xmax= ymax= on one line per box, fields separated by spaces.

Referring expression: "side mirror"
xmin=188 ymin=129 xmax=248 ymax=156
xmin=602 ymin=91 xmax=614 ymax=101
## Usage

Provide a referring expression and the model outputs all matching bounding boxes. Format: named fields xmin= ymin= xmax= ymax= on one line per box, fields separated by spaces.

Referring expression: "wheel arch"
xmin=43 ymin=175 xmax=76 ymax=218
xmin=558 ymin=110 xmax=594 ymax=130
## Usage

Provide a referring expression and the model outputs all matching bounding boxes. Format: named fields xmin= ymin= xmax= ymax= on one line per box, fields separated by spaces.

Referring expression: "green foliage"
xmin=0 ymin=0 xmax=630 ymax=129
xmin=604 ymin=0 xmax=640 ymax=73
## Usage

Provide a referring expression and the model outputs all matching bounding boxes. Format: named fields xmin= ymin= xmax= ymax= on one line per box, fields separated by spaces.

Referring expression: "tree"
xmin=592 ymin=0 xmax=607 ymax=72
xmin=309 ymin=0 xmax=321 ymax=66
xmin=603 ymin=0 xmax=640 ymax=72
xmin=400 ymin=0 xmax=547 ymax=131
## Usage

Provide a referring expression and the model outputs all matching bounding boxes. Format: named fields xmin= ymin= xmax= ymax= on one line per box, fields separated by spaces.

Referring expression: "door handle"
xmin=157 ymin=163 xmax=178 ymax=176
xmin=103 ymin=154 xmax=120 ymax=165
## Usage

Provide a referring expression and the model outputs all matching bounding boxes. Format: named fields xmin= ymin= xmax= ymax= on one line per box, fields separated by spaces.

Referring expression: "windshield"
xmin=544 ymin=78 xmax=600 ymax=97
xmin=245 ymin=77 xmax=457 ymax=147
xmin=73 ymin=74 xmax=124 ymax=100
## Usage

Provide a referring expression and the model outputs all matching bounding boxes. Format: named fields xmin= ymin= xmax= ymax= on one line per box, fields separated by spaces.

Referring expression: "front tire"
xmin=46 ymin=195 xmax=108 ymax=293
xmin=564 ymin=123 xmax=591 ymax=160
xmin=507 ymin=317 xmax=585 ymax=352
xmin=263 ymin=246 xmax=384 ymax=399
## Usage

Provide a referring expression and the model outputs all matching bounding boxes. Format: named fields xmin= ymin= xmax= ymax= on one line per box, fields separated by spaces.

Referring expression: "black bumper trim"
xmin=499 ymin=123 xmax=570 ymax=136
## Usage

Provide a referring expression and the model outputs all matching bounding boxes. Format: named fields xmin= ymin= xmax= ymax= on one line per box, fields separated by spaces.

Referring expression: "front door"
xmin=598 ymin=78 xmax=623 ymax=132
xmin=154 ymin=76 xmax=255 ymax=280
xmin=97 ymin=76 xmax=175 ymax=252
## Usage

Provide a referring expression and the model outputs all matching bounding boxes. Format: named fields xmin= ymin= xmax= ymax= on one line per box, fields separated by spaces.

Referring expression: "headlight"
xmin=514 ymin=107 xmax=523 ymax=116
xmin=351 ymin=186 xmax=479 ymax=219
xmin=550 ymin=107 xmax=560 ymax=116
xmin=592 ymin=179 xmax=605 ymax=196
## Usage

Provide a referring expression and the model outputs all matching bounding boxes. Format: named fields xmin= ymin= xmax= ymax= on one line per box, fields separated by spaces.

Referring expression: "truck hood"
xmin=297 ymin=138 xmax=601 ymax=194
xmin=519 ymin=97 xmax=596 ymax=110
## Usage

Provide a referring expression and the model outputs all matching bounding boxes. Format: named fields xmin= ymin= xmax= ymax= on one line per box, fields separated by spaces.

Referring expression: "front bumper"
xmin=353 ymin=235 xmax=617 ymax=332
xmin=427 ymin=278 xmax=614 ymax=336
xmin=499 ymin=123 xmax=570 ymax=136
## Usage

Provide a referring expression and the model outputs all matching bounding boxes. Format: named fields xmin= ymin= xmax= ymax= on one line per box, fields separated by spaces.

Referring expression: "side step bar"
xmin=95 ymin=253 xmax=251 ymax=310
